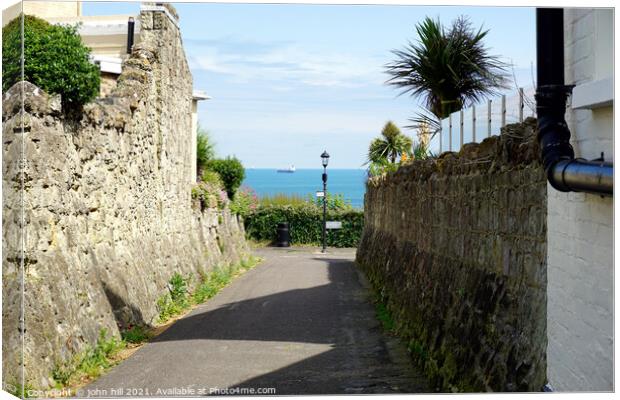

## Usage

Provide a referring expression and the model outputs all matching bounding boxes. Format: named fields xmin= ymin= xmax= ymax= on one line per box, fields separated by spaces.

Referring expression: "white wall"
xmin=191 ymin=100 xmax=199 ymax=182
xmin=3 ymin=1 xmax=81 ymax=26
xmin=546 ymin=8 xmax=614 ymax=392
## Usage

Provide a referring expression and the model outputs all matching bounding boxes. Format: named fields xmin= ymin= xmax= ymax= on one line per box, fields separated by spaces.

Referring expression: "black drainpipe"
xmin=127 ymin=17 xmax=135 ymax=54
xmin=535 ymin=8 xmax=613 ymax=196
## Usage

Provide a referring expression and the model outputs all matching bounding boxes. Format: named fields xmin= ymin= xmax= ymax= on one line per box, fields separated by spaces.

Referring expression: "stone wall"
xmin=2 ymin=5 xmax=249 ymax=389
xmin=99 ymin=72 xmax=119 ymax=98
xmin=356 ymin=118 xmax=547 ymax=392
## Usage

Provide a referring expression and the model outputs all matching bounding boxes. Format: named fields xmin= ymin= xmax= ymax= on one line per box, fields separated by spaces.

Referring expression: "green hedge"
xmin=244 ymin=204 xmax=364 ymax=248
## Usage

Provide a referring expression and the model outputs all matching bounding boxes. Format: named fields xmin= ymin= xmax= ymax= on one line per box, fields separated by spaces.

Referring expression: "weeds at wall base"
xmin=4 ymin=382 xmax=37 ymax=399
xmin=363 ymin=268 xmax=447 ymax=393
xmin=51 ymin=329 xmax=126 ymax=389
xmin=155 ymin=255 xmax=262 ymax=324
xmin=367 ymin=284 xmax=476 ymax=393
xmin=46 ymin=256 xmax=262 ymax=395
xmin=372 ymin=299 xmax=443 ymax=388
xmin=121 ymin=325 xmax=152 ymax=344
xmin=374 ymin=302 xmax=396 ymax=332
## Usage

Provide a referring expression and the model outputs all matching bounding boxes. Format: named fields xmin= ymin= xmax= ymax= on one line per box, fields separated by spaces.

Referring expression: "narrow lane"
xmin=84 ymin=247 xmax=428 ymax=396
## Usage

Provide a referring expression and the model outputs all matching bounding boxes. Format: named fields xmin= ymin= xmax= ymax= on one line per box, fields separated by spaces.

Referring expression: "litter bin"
xmin=276 ymin=222 xmax=290 ymax=247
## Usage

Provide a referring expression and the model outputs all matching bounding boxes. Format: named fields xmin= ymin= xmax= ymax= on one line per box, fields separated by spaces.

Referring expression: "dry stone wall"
xmin=356 ymin=118 xmax=547 ymax=392
xmin=2 ymin=5 xmax=249 ymax=389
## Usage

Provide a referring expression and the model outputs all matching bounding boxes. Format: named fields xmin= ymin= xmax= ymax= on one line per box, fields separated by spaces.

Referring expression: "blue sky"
xmin=83 ymin=2 xmax=536 ymax=168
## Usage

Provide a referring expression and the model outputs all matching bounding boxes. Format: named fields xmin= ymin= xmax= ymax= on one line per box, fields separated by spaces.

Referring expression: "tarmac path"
xmin=83 ymin=247 xmax=428 ymax=396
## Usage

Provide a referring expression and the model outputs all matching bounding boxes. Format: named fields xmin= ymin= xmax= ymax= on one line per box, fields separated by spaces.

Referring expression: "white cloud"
xmin=188 ymin=40 xmax=385 ymax=88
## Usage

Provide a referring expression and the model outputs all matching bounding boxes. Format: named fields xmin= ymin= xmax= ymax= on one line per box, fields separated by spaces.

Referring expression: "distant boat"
xmin=277 ymin=165 xmax=296 ymax=173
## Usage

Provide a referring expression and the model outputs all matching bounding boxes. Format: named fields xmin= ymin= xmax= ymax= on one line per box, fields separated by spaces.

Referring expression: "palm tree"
xmin=385 ymin=16 xmax=508 ymax=119
xmin=367 ymin=121 xmax=413 ymax=164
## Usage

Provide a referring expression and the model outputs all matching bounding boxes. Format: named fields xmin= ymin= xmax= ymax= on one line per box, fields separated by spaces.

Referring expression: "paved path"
xmin=83 ymin=247 xmax=428 ymax=396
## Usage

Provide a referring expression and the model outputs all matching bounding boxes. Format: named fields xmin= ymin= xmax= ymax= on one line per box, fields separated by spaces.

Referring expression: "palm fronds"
xmin=366 ymin=121 xmax=413 ymax=165
xmin=385 ymin=16 xmax=509 ymax=119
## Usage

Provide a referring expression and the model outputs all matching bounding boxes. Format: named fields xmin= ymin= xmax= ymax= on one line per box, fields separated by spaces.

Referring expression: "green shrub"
xmin=230 ymin=186 xmax=259 ymax=218
xmin=192 ymin=182 xmax=227 ymax=210
xmin=196 ymin=126 xmax=215 ymax=174
xmin=207 ymin=157 xmax=245 ymax=199
xmin=2 ymin=14 xmax=100 ymax=108
xmin=201 ymin=169 xmax=223 ymax=187
xmin=244 ymin=204 xmax=364 ymax=247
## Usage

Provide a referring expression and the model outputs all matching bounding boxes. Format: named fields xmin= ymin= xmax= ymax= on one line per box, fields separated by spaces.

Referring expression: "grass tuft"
xmin=192 ymin=256 xmax=261 ymax=304
xmin=158 ymin=256 xmax=262 ymax=323
xmin=156 ymin=272 xmax=191 ymax=323
xmin=375 ymin=302 xmax=396 ymax=332
xmin=121 ymin=325 xmax=152 ymax=344
xmin=4 ymin=382 xmax=36 ymax=398
xmin=52 ymin=329 xmax=125 ymax=387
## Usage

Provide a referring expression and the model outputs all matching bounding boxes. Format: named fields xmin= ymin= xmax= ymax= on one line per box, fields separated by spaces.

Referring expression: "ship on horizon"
xmin=277 ymin=165 xmax=296 ymax=173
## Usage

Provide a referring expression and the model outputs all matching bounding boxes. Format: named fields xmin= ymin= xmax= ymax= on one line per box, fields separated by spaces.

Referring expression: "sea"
xmin=242 ymin=169 xmax=368 ymax=209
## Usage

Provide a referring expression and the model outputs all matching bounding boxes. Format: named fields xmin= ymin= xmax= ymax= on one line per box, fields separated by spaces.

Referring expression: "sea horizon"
xmin=246 ymin=167 xmax=367 ymax=170
xmin=242 ymin=168 xmax=368 ymax=209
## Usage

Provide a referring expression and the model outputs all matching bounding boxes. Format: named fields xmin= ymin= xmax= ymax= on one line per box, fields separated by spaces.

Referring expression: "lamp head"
xmin=321 ymin=150 xmax=330 ymax=167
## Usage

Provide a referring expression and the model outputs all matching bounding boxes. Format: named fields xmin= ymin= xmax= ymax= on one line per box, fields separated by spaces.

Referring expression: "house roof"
xmin=193 ymin=90 xmax=212 ymax=101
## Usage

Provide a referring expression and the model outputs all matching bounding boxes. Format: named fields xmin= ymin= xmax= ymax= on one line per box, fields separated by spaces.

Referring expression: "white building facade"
xmin=546 ymin=8 xmax=614 ymax=391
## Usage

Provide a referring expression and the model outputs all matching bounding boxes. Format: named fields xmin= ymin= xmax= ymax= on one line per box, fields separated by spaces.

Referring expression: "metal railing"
xmin=430 ymin=87 xmax=535 ymax=154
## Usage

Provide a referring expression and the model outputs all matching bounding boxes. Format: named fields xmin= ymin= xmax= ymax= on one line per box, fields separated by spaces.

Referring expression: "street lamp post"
xmin=321 ymin=151 xmax=330 ymax=253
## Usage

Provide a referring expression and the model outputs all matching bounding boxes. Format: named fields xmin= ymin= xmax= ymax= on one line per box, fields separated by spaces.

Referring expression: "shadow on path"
xmin=151 ymin=258 xmax=354 ymax=345
xmin=83 ymin=249 xmax=428 ymax=395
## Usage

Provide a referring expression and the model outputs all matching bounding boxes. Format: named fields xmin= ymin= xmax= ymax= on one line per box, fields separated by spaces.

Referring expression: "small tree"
xmin=2 ymin=14 xmax=100 ymax=108
xmin=367 ymin=121 xmax=413 ymax=164
xmin=207 ymin=157 xmax=245 ymax=199
xmin=385 ymin=16 xmax=508 ymax=119
xmin=196 ymin=125 xmax=215 ymax=177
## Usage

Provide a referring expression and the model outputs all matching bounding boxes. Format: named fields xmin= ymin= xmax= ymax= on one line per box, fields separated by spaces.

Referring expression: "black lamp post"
xmin=321 ymin=150 xmax=330 ymax=253
xmin=127 ymin=17 xmax=135 ymax=54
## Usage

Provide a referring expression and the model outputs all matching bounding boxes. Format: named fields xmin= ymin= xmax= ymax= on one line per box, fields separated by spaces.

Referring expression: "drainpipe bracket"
xmin=547 ymin=158 xmax=573 ymax=192
xmin=535 ymin=85 xmax=575 ymax=112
